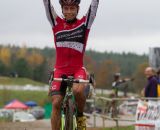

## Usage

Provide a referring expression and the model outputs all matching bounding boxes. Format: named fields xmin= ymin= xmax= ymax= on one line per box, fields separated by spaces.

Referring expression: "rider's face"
xmin=62 ymin=5 xmax=79 ymax=21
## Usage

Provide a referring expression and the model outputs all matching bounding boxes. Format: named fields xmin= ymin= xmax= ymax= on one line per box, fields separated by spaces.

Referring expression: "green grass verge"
xmin=103 ymin=126 xmax=134 ymax=130
xmin=0 ymin=76 xmax=46 ymax=86
xmin=0 ymin=89 xmax=51 ymax=108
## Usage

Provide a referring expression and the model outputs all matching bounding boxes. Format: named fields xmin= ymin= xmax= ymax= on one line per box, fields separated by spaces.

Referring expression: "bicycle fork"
xmin=61 ymin=114 xmax=77 ymax=130
xmin=61 ymin=96 xmax=77 ymax=130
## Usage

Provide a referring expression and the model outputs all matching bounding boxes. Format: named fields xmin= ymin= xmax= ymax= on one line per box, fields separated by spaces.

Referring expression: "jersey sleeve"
xmin=85 ymin=0 xmax=99 ymax=29
xmin=43 ymin=0 xmax=58 ymax=27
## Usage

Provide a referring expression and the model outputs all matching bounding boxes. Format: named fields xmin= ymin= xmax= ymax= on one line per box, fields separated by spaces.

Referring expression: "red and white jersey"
xmin=43 ymin=0 xmax=99 ymax=69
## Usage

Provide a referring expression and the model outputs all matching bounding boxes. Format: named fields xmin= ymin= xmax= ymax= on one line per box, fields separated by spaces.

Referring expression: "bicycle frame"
xmin=60 ymin=76 xmax=78 ymax=130
xmin=51 ymin=75 xmax=94 ymax=130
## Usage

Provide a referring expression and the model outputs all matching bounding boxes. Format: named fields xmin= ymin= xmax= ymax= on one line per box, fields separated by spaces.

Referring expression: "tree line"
xmin=0 ymin=45 xmax=149 ymax=93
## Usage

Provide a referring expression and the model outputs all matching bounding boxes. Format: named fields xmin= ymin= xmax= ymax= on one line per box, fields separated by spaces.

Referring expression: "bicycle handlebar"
xmin=53 ymin=78 xmax=90 ymax=83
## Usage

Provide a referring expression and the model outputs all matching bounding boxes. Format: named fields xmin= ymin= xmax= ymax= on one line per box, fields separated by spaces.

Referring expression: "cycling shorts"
xmin=50 ymin=67 xmax=87 ymax=96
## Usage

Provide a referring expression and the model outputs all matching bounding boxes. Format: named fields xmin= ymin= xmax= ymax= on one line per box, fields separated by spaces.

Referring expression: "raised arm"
xmin=85 ymin=0 xmax=99 ymax=29
xmin=43 ymin=0 xmax=58 ymax=27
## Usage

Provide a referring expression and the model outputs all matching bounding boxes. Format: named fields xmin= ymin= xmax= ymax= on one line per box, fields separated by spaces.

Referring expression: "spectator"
xmin=112 ymin=73 xmax=132 ymax=97
xmin=156 ymin=68 xmax=160 ymax=97
xmin=144 ymin=67 xmax=158 ymax=97
xmin=157 ymin=68 xmax=160 ymax=82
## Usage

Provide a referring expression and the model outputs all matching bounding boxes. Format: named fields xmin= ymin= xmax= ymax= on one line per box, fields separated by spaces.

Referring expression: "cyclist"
xmin=43 ymin=0 xmax=99 ymax=130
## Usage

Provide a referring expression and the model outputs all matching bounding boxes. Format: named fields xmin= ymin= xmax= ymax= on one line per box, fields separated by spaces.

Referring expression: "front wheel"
xmin=64 ymin=98 xmax=74 ymax=130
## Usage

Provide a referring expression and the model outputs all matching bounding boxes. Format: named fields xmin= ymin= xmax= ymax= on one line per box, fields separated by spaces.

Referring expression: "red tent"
xmin=4 ymin=99 xmax=29 ymax=109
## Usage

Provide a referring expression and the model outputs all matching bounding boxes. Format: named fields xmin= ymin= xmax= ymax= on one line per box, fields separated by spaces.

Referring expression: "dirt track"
xmin=0 ymin=115 xmax=134 ymax=130
xmin=0 ymin=121 xmax=102 ymax=130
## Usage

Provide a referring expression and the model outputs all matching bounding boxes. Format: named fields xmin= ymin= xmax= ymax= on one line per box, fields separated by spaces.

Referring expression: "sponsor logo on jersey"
xmin=56 ymin=41 xmax=84 ymax=53
xmin=56 ymin=24 xmax=85 ymax=43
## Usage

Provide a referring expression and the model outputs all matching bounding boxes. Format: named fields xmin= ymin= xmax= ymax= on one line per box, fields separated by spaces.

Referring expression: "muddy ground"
xmin=0 ymin=120 xmax=102 ymax=130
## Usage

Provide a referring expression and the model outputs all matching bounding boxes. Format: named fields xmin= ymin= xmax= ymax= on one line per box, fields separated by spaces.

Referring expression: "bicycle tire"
xmin=64 ymin=98 xmax=74 ymax=130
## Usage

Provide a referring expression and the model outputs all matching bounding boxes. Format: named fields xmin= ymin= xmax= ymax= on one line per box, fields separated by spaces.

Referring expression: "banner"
xmin=135 ymin=100 xmax=160 ymax=130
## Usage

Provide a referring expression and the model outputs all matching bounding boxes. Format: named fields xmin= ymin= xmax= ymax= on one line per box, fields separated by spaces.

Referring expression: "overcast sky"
xmin=0 ymin=0 xmax=160 ymax=54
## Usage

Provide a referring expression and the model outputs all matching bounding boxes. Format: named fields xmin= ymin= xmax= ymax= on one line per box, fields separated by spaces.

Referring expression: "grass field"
xmin=0 ymin=89 xmax=51 ymax=108
xmin=0 ymin=76 xmax=51 ymax=108
xmin=0 ymin=76 xmax=45 ymax=86
xmin=104 ymin=126 xmax=134 ymax=130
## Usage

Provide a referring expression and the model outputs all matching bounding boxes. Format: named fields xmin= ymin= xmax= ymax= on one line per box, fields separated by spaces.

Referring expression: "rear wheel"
xmin=64 ymin=98 xmax=74 ymax=130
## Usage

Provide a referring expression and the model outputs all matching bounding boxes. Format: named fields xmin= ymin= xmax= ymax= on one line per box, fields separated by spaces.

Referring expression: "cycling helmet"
xmin=59 ymin=0 xmax=81 ymax=6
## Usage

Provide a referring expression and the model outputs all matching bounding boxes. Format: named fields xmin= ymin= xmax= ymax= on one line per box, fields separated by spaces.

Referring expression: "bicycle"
xmin=52 ymin=75 xmax=94 ymax=130
xmin=103 ymin=93 xmax=119 ymax=118
xmin=103 ymin=78 xmax=134 ymax=118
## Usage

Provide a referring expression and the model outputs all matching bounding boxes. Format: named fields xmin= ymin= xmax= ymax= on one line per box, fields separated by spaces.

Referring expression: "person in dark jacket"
xmin=144 ymin=67 xmax=158 ymax=97
xmin=112 ymin=73 xmax=133 ymax=97
xmin=157 ymin=68 xmax=160 ymax=83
